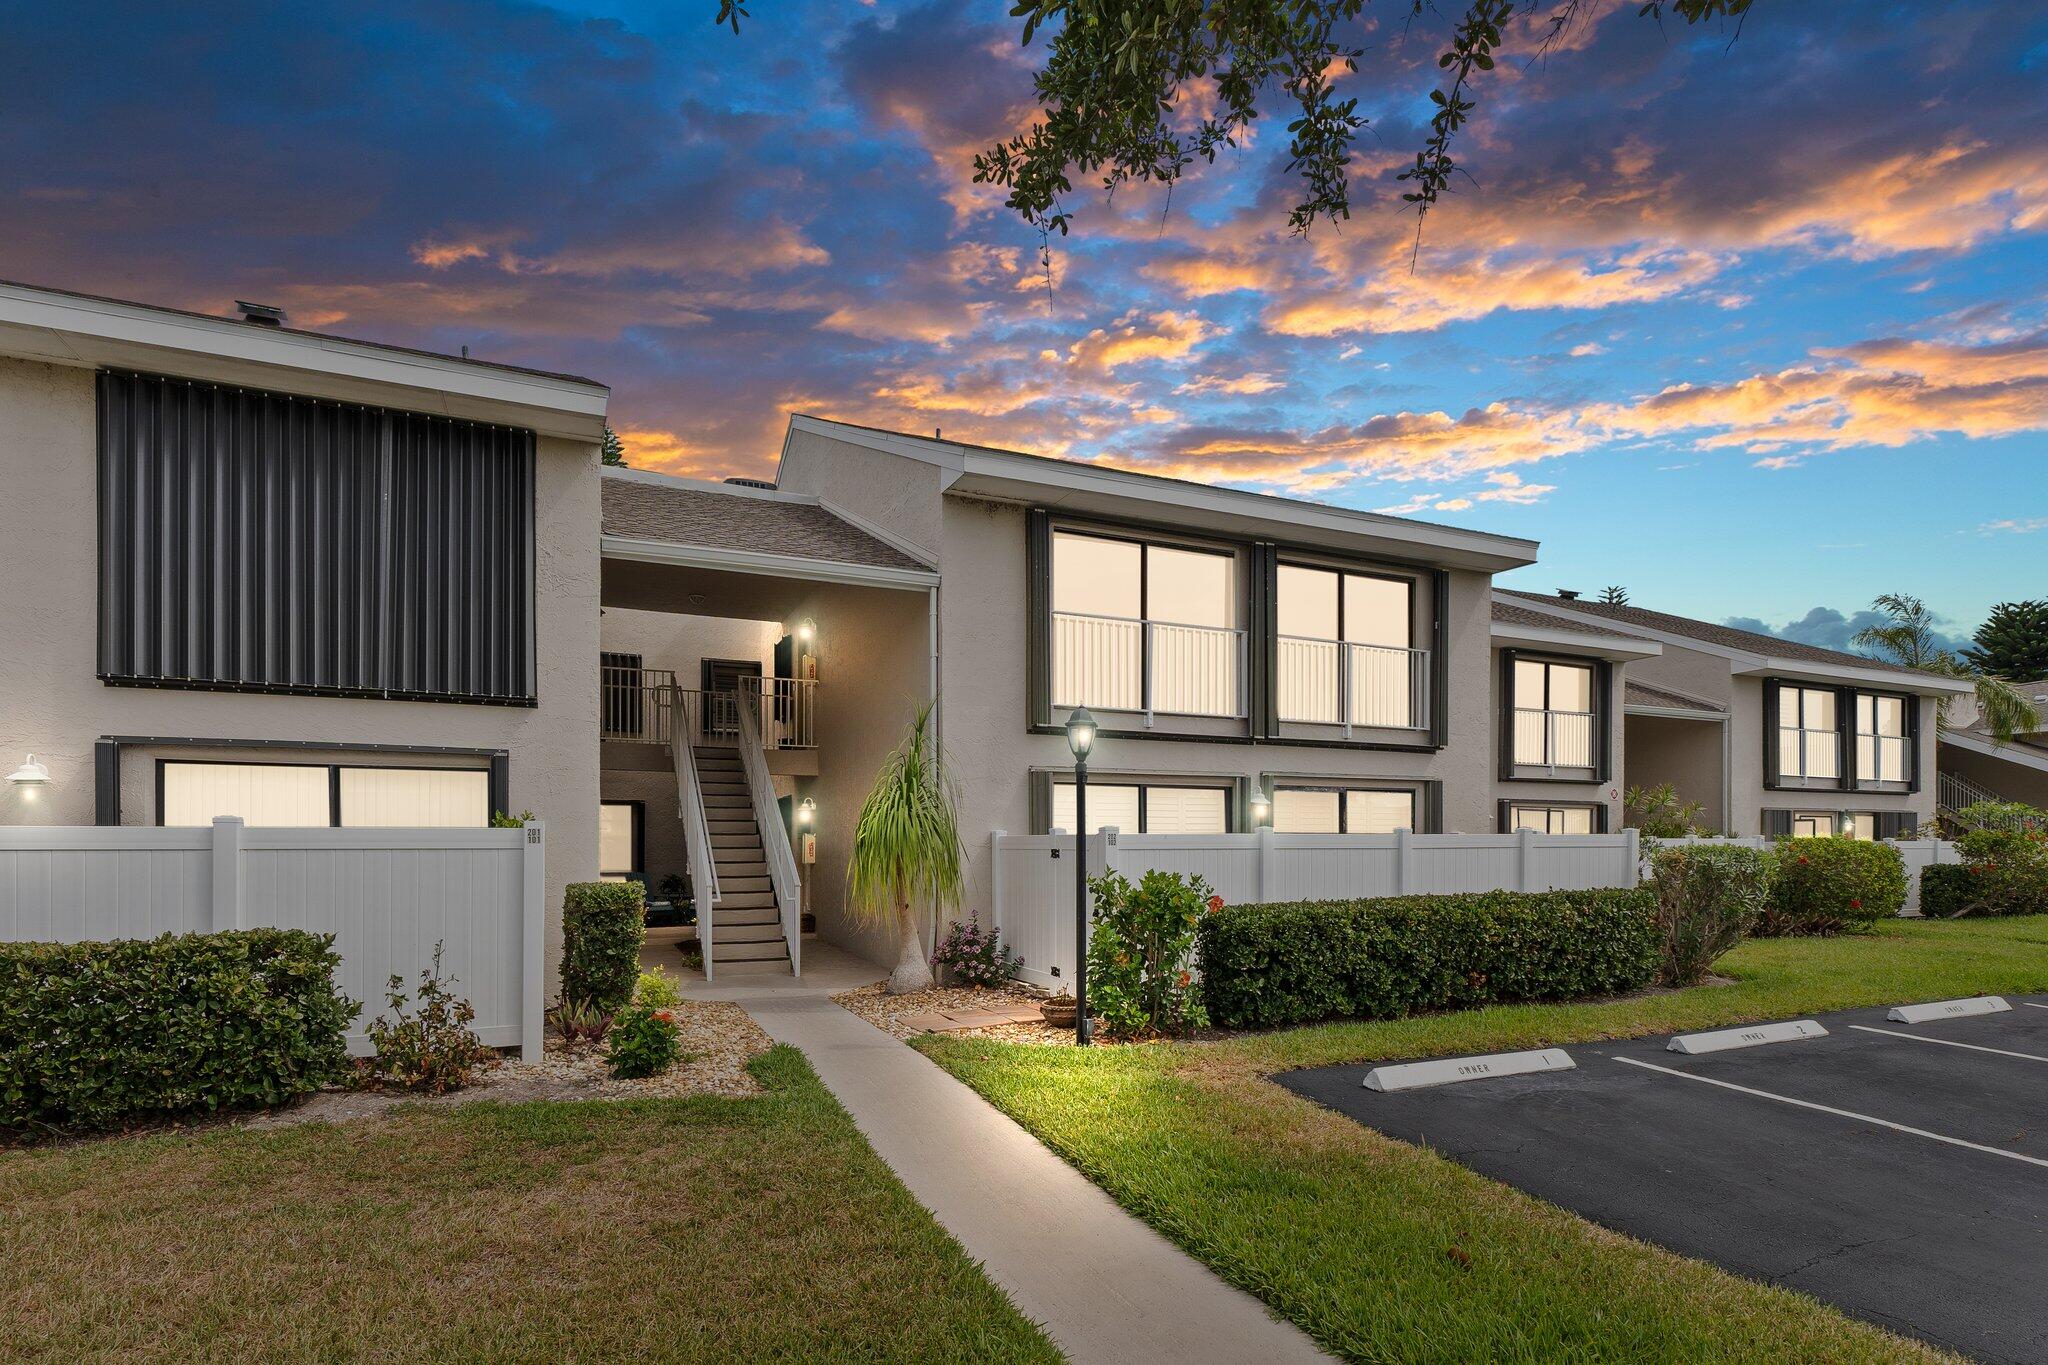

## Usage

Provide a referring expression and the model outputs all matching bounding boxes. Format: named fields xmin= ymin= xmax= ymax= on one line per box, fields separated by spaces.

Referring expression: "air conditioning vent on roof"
xmin=724 ymin=477 xmax=776 ymax=490
xmin=1556 ymin=589 xmax=1581 ymax=600
xmin=235 ymin=300 xmax=287 ymax=327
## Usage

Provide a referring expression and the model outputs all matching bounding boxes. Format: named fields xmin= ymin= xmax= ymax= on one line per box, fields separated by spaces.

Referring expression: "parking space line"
xmin=1848 ymin=1023 xmax=2048 ymax=1063
xmin=1611 ymin=1057 xmax=2048 ymax=1170
xmin=2025 ymin=1003 xmax=2048 ymax=1011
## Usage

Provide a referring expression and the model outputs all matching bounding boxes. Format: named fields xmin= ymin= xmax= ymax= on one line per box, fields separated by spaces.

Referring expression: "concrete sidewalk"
xmin=690 ymin=947 xmax=1330 ymax=1365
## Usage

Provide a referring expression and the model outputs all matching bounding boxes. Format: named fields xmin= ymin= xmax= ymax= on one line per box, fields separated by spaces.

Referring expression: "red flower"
xmin=1850 ymin=899 xmax=1862 ymax=909
xmin=1177 ymin=970 xmax=1192 ymax=988
xmin=1206 ymin=895 xmax=1225 ymax=914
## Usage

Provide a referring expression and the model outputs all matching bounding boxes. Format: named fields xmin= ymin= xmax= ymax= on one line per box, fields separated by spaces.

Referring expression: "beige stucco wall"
xmin=0 ymin=356 xmax=601 ymax=985
xmin=1623 ymin=714 xmax=1727 ymax=832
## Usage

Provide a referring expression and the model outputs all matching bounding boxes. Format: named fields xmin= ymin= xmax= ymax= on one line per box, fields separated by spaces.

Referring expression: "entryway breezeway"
xmin=1281 ymin=996 xmax=2048 ymax=1365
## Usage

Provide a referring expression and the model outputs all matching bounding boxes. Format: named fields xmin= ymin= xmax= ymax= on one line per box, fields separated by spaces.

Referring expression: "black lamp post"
xmin=1064 ymin=706 xmax=1097 ymax=1046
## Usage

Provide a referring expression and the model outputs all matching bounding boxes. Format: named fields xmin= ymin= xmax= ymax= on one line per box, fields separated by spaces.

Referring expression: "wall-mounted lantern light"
xmin=8 ymin=754 xmax=49 ymax=787
xmin=797 ymin=618 xmax=816 ymax=645
xmin=1249 ymin=785 xmax=1271 ymax=827
xmin=797 ymin=797 xmax=815 ymax=827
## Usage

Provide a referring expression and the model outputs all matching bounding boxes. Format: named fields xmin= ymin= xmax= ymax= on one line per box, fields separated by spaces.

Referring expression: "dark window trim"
xmin=1027 ymin=506 xmax=1450 ymax=751
xmin=97 ymin=735 xmax=508 ymax=826
xmin=1763 ymin=678 xmax=1919 ymax=794
xmin=154 ymin=754 xmax=494 ymax=828
xmin=1498 ymin=649 xmax=1610 ymax=783
xmin=1269 ymin=781 xmax=1426 ymax=833
xmin=1497 ymin=799 xmax=1608 ymax=834
xmin=1031 ymin=767 xmax=1241 ymax=835
xmin=600 ymin=798 xmax=646 ymax=878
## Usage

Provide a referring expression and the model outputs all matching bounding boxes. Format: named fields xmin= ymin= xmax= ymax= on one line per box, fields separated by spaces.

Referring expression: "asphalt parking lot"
xmin=1281 ymin=996 xmax=2048 ymax=1363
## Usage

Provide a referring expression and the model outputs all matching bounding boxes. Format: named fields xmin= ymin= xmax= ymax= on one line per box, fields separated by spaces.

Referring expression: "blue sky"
xmin=1 ymin=1 xmax=2042 ymax=648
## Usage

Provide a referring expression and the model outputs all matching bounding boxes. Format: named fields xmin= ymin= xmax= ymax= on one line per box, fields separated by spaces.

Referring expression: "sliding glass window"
xmin=1503 ymin=803 xmax=1598 ymax=834
xmin=1272 ymin=786 xmax=1417 ymax=834
xmin=1050 ymin=529 xmax=1240 ymax=720
xmin=1776 ymin=685 xmax=1841 ymax=785
xmin=1511 ymin=658 xmax=1596 ymax=771
xmin=1050 ymin=782 xmax=1229 ymax=834
xmin=1854 ymin=693 xmax=1910 ymax=787
xmin=1274 ymin=565 xmax=1422 ymax=730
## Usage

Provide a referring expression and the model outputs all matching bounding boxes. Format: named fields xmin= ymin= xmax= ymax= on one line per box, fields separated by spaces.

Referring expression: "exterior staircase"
xmin=693 ymin=743 xmax=790 ymax=966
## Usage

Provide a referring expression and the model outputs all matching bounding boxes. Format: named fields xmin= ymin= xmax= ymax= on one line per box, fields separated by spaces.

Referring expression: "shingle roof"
xmin=1491 ymin=598 xmax=1643 ymax=639
xmin=1625 ymin=681 xmax=1726 ymax=714
xmin=602 ymin=476 xmax=930 ymax=572
xmin=1498 ymin=590 xmax=1928 ymax=678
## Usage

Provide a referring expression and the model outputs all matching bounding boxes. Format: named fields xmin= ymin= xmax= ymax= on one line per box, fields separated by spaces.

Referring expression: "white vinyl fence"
xmin=989 ymin=828 xmax=1955 ymax=989
xmin=0 ymin=818 xmax=546 ymax=1060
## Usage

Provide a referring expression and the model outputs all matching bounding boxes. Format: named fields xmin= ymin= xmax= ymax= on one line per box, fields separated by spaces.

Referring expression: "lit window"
xmin=1275 ymin=565 xmax=1420 ymax=729
xmin=1512 ymin=660 xmax=1596 ymax=769
xmin=162 ymin=762 xmax=330 ymax=827
xmin=338 ymin=769 xmax=490 ymax=827
xmin=1854 ymin=693 xmax=1909 ymax=786
xmin=1050 ymin=530 xmax=1237 ymax=717
xmin=600 ymin=802 xmax=641 ymax=880
xmin=1505 ymin=804 xmax=1597 ymax=835
xmin=1273 ymin=787 xmax=1416 ymax=833
xmin=1790 ymin=811 xmax=1839 ymax=838
xmin=1777 ymin=685 xmax=1841 ymax=783
xmin=1050 ymin=782 xmax=1227 ymax=834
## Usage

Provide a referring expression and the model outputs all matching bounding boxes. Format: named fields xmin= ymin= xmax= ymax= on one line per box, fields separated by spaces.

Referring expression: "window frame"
xmin=1046 ymin=523 xmax=1243 ymax=722
xmin=599 ymin=799 xmax=646 ymax=880
xmin=1033 ymin=768 xmax=1241 ymax=835
xmin=1497 ymin=649 xmax=1610 ymax=783
xmin=1272 ymin=559 xmax=1426 ymax=735
xmin=1026 ymin=508 xmax=1450 ymax=753
xmin=155 ymin=756 xmax=493 ymax=828
xmin=1271 ymin=783 xmax=1421 ymax=834
xmin=1762 ymin=679 xmax=1919 ymax=794
xmin=1497 ymin=800 xmax=1606 ymax=834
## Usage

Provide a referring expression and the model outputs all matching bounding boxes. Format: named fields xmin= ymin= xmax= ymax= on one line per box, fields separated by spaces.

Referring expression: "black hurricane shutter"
xmin=97 ymin=370 xmax=536 ymax=705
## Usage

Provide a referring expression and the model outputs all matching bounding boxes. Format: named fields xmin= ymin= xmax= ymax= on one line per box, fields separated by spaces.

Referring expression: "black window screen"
xmin=96 ymin=370 xmax=536 ymax=704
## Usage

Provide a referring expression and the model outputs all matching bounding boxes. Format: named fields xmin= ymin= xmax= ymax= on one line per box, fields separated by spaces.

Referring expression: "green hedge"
xmin=562 ymin=881 xmax=645 ymax=1013
xmin=1761 ymin=838 xmax=1905 ymax=935
xmin=1919 ymin=863 xmax=1973 ymax=919
xmin=1196 ymin=888 xmax=1659 ymax=1030
xmin=1920 ymin=830 xmax=2048 ymax=918
xmin=0 ymin=929 xmax=356 ymax=1133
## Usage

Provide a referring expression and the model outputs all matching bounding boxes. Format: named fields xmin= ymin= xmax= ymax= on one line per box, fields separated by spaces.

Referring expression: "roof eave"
xmin=600 ymin=533 xmax=940 ymax=591
xmin=1490 ymin=621 xmax=1663 ymax=660
xmin=1728 ymin=658 xmax=1975 ymax=695
xmin=0 ymin=281 xmax=609 ymax=441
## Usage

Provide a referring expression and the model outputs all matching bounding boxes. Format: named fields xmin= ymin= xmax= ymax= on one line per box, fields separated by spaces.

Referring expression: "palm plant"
xmin=1852 ymin=593 xmax=2038 ymax=744
xmin=847 ymin=706 xmax=961 ymax=994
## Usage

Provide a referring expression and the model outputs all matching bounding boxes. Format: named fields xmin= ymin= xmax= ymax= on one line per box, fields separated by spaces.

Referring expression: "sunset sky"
xmin=4 ymin=1 xmax=2042 ymax=648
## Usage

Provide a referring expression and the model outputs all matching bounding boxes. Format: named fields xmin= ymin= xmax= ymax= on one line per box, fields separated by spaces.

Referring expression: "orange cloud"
xmin=1067 ymin=310 xmax=1221 ymax=372
xmin=615 ymin=427 xmax=738 ymax=480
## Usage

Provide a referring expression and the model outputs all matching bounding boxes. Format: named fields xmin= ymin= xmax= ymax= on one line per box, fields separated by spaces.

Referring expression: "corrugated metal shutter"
xmin=96 ymin=370 xmax=536 ymax=704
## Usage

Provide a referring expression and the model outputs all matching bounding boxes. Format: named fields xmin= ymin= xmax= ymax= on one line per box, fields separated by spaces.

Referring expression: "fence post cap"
xmin=211 ymin=815 xmax=245 ymax=826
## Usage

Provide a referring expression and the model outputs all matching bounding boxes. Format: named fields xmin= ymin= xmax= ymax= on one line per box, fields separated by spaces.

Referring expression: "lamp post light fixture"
xmin=1063 ymin=707 xmax=1097 ymax=1046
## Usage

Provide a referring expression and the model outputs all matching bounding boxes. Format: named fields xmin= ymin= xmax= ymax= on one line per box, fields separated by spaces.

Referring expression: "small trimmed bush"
xmin=1086 ymin=870 xmax=1213 ymax=1038
xmin=1649 ymin=844 xmax=1770 ymax=986
xmin=1919 ymin=863 xmax=1974 ymax=919
xmin=1197 ymin=887 xmax=1658 ymax=1031
xmin=562 ymin=881 xmax=645 ymax=1014
xmin=0 ymin=928 xmax=356 ymax=1133
xmin=1922 ymin=829 xmax=2048 ymax=918
xmin=1760 ymin=838 xmax=1905 ymax=936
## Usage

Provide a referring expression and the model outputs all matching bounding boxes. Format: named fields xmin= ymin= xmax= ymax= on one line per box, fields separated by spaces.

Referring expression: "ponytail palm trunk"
xmin=848 ymin=707 xmax=962 ymax=995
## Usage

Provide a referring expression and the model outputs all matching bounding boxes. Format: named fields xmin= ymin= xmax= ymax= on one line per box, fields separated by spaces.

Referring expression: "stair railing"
xmin=668 ymin=685 xmax=723 ymax=980
xmin=735 ymin=677 xmax=804 ymax=976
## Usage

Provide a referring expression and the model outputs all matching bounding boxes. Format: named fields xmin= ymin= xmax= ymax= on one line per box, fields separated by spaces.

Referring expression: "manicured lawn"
xmin=923 ymin=917 xmax=2048 ymax=1363
xmin=0 ymin=1047 xmax=1059 ymax=1364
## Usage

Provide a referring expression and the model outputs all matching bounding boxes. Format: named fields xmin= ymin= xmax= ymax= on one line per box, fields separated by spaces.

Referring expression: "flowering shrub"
xmin=1923 ymin=828 xmax=2048 ymax=918
xmin=1759 ymin=838 xmax=1904 ymax=936
xmin=365 ymin=942 xmax=492 ymax=1094
xmin=931 ymin=920 xmax=1023 ymax=986
xmin=606 ymin=971 xmax=687 ymax=1079
xmin=1084 ymin=870 xmax=1213 ymax=1039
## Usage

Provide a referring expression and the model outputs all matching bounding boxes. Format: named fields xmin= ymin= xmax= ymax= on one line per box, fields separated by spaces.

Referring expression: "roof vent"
xmin=235 ymin=300 xmax=287 ymax=327
xmin=723 ymin=476 xmax=776 ymax=491
xmin=1556 ymin=589 xmax=1581 ymax=601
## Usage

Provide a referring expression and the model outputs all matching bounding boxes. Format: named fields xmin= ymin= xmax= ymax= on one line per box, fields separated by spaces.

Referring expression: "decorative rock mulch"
xmin=833 ymin=980 xmax=1079 ymax=1047
xmin=242 ymin=999 xmax=774 ymax=1131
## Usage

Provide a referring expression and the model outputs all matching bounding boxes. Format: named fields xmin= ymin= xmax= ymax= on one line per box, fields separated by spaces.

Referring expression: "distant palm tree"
xmin=848 ymin=706 xmax=961 ymax=994
xmin=1598 ymin=585 xmax=1630 ymax=605
xmin=1852 ymin=593 xmax=2036 ymax=744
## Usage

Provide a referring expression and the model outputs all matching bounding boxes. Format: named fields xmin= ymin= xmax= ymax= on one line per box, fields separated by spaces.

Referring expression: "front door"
xmin=700 ymin=659 xmax=762 ymax=739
